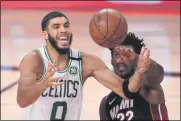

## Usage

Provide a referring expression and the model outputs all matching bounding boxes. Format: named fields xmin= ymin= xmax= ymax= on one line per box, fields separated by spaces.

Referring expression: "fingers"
xmin=140 ymin=46 xmax=146 ymax=56
xmin=51 ymin=82 xmax=64 ymax=86
xmin=137 ymin=47 xmax=151 ymax=73
xmin=47 ymin=62 xmax=55 ymax=73
xmin=48 ymin=67 xmax=58 ymax=77
xmin=144 ymin=49 xmax=148 ymax=57
xmin=144 ymin=48 xmax=150 ymax=61
xmin=147 ymin=48 xmax=150 ymax=58
xmin=49 ymin=76 xmax=63 ymax=82
xmin=116 ymin=46 xmax=133 ymax=53
xmin=46 ymin=61 xmax=58 ymax=77
xmin=43 ymin=61 xmax=65 ymax=87
xmin=140 ymin=46 xmax=150 ymax=58
xmin=48 ymin=76 xmax=64 ymax=86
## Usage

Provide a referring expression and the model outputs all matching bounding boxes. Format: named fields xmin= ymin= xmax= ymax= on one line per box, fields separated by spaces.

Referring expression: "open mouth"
xmin=119 ymin=66 xmax=126 ymax=71
xmin=116 ymin=64 xmax=127 ymax=71
xmin=59 ymin=36 xmax=68 ymax=40
xmin=58 ymin=36 xmax=69 ymax=45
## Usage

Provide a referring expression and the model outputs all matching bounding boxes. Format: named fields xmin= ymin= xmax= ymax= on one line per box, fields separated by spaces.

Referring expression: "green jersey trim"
xmin=36 ymin=49 xmax=46 ymax=83
xmin=43 ymin=46 xmax=72 ymax=73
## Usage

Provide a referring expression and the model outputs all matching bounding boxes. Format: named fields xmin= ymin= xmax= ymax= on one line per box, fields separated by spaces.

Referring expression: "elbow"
xmin=17 ymin=96 xmax=29 ymax=108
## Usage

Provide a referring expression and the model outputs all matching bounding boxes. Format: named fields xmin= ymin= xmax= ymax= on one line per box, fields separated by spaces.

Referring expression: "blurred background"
xmin=1 ymin=1 xmax=180 ymax=120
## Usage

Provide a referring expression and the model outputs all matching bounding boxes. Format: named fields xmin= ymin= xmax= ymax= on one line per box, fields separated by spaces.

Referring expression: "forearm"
xmin=128 ymin=70 xmax=144 ymax=93
xmin=17 ymin=81 xmax=46 ymax=108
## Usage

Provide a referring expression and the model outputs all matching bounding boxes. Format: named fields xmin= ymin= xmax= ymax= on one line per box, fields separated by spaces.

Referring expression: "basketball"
xmin=89 ymin=8 xmax=128 ymax=48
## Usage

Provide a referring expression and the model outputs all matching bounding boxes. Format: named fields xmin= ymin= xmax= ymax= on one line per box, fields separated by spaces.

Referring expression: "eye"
xmin=113 ymin=53 xmax=120 ymax=58
xmin=53 ymin=25 xmax=59 ymax=29
xmin=64 ymin=23 xmax=70 ymax=28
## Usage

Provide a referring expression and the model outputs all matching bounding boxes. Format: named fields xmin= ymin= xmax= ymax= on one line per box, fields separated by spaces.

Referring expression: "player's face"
xmin=111 ymin=46 xmax=134 ymax=79
xmin=44 ymin=17 xmax=72 ymax=54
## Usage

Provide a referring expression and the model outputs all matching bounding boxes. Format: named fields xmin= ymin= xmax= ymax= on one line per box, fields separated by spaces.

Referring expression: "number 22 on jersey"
xmin=116 ymin=110 xmax=134 ymax=121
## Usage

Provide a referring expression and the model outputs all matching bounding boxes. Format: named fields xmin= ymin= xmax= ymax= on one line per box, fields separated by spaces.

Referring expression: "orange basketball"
xmin=89 ymin=8 xmax=128 ymax=48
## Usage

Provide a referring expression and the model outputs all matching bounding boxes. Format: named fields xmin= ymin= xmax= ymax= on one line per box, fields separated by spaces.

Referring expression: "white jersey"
xmin=24 ymin=46 xmax=83 ymax=120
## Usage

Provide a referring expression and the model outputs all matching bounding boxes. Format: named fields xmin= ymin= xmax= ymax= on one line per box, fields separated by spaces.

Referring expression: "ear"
xmin=42 ymin=31 xmax=48 ymax=40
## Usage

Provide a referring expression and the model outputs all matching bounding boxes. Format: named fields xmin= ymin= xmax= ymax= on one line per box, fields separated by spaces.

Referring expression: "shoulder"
xmin=82 ymin=52 xmax=107 ymax=68
xmin=82 ymin=51 xmax=100 ymax=60
xmin=19 ymin=49 xmax=42 ymax=72
xmin=99 ymin=95 xmax=109 ymax=117
xmin=100 ymin=92 xmax=114 ymax=107
xmin=99 ymin=92 xmax=114 ymax=120
xmin=81 ymin=51 xmax=108 ymax=77
xmin=100 ymin=95 xmax=109 ymax=106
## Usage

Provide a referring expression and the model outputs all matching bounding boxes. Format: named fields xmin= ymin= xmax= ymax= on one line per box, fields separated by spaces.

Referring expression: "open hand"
xmin=42 ymin=61 xmax=64 ymax=88
xmin=136 ymin=47 xmax=151 ymax=73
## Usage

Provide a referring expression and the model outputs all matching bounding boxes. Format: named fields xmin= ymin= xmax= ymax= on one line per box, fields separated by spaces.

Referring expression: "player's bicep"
xmin=18 ymin=53 xmax=39 ymax=90
xmin=91 ymin=57 xmax=118 ymax=88
xmin=99 ymin=96 xmax=109 ymax=120
xmin=83 ymin=53 xmax=126 ymax=98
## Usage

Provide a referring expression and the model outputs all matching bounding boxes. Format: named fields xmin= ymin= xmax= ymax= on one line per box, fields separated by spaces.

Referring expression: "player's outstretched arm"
xmin=82 ymin=52 xmax=126 ymax=99
xmin=82 ymin=51 xmax=148 ymax=99
xmin=17 ymin=51 xmax=62 ymax=108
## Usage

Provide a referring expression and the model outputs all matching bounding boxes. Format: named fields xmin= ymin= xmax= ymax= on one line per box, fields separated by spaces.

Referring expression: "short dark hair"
xmin=110 ymin=32 xmax=145 ymax=55
xmin=41 ymin=11 xmax=69 ymax=31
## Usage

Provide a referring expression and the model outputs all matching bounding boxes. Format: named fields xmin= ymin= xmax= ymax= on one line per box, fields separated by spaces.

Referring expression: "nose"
xmin=116 ymin=55 xmax=128 ymax=63
xmin=59 ymin=26 xmax=68 ymax=33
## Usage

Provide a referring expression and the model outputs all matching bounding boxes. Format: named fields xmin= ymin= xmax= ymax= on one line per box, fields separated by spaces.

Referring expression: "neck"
xmin=46 ymin=45 xmax=69 ymax=70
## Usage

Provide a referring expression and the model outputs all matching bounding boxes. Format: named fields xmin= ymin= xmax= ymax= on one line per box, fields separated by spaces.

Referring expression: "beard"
xmin=48 ymin=33 xmax=72 ymax=55
xmin=120 ymin=68 xmax=135 ymax=80
xmin=114 ymin=63 xmax=135 ymax=79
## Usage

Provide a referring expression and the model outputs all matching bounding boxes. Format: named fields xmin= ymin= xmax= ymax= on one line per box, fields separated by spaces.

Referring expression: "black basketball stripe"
xmin=90 ymin=16 xmax=104 ymax=40
xmin=100 ymin=9 xmax=123 ymax=46
xmin=93 ymin=13 xmax=106 ymax=39
xmin=99 ymin=9 xmax=114 ymax=46
xmin=106 ymin=12 xmax=122 ymax=42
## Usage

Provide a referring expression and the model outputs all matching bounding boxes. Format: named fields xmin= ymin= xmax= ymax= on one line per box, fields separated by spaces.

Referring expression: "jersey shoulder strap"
xmin=69 ymin=49 xmax=82 ymax=61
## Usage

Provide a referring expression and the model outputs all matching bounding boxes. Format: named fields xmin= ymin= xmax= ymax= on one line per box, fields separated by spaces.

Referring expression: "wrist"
xmin=135 ymin=69 xmax=145 ymax=76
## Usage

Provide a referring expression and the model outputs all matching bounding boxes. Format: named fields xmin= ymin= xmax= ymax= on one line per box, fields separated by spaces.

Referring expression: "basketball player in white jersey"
xmin=16 ymin=11 xmax=150 ymax=120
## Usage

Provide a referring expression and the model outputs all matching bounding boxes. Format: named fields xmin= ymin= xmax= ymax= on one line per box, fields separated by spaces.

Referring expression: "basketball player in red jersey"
xmin=17 ymin=11 xmax=150 ymax=120
xmin=99 ymin=33 xmax=169 ymax=120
